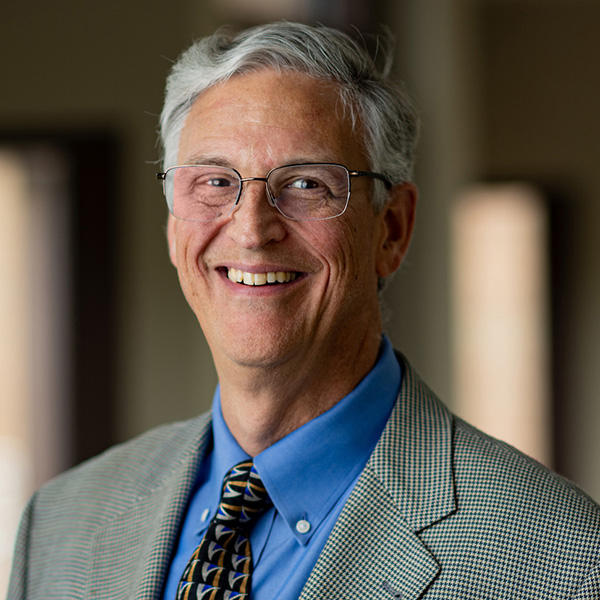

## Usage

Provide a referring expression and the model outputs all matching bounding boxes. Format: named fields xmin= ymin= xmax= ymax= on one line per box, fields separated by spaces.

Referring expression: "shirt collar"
xmin=209 ymin=390 xmax=252 ymax=496
xmin=211 ymin=335 xmax=401 ymax=545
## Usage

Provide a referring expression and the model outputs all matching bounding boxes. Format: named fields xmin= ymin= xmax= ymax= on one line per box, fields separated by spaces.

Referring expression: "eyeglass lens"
xmin=165 ymin=164 xmax=350 ymax=221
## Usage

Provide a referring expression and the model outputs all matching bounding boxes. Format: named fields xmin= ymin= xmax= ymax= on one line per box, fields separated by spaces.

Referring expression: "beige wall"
xmin=1 ymin=0 xmax=598 ymax=500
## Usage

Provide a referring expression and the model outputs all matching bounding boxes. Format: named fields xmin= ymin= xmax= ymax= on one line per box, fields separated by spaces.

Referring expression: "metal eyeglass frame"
xmin=156 ymin=162 xmax=393 ymax=221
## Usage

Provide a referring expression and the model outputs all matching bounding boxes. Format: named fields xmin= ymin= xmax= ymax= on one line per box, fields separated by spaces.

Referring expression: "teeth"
xmin=227 ymin=268 xmax=297 ymax=286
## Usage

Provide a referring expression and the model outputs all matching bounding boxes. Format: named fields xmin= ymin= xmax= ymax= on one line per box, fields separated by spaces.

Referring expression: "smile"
xmin=227 ymin=268 xmax=298 ymax=286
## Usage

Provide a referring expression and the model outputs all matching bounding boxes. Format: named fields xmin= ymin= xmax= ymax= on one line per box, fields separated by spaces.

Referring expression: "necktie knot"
xmin=215 ymin=460 xmax=271 ymax=528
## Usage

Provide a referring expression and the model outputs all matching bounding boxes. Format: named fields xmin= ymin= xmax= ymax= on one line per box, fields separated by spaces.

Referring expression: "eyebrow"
xmin=184 ymin=155 xmax=236 ymax=168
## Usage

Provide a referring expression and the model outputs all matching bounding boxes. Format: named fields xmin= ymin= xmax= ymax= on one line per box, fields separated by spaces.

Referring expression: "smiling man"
xmin=8 ymin=22 xmax=600 ymax=600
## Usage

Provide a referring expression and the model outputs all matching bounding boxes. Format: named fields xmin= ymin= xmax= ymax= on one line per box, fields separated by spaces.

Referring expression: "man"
xmin=8 ymin=22 xmax=600 ymax=600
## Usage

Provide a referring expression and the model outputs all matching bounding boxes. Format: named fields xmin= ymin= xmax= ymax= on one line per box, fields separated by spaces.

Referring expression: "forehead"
xmin=177 ymin=69 xmax=367 ymax=169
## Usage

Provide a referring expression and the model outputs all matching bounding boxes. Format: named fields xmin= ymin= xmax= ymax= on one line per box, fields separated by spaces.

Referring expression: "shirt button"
xmin=296 ymin=519 xmax=311 ymax=534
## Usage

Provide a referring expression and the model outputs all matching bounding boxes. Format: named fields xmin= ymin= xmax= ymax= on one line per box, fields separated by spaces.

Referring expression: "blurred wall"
xmin=1 ymin=0 xmax=222 ymax=447
xmin=1 ymin=0 xmax=598 ymax=502
xmin=478 ymin=0 xmax=600 ymax=497
xmin=390 ymin=0 xmax=600 ymax=500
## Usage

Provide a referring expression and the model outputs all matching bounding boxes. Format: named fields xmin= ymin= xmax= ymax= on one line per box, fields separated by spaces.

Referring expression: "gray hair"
xmin=159 ymin=21 xmax=419 ymax=209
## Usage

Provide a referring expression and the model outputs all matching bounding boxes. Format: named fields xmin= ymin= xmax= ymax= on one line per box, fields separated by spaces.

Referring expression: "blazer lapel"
xmin=300 ymin=355 xmax=457 ymax=600
xmin=88 ymin=415 xmax=212 ymax=600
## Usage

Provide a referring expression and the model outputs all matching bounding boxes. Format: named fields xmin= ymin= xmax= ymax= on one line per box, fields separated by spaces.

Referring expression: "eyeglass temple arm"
xmin=156 ymin=172 xmax=166 ymax=180
xmin=349 ymin=170 xmax=393 ymax=189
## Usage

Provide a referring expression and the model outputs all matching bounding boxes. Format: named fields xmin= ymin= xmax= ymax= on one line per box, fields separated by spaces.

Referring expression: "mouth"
xmin=224 ymin=267 xmax=300 ymax=286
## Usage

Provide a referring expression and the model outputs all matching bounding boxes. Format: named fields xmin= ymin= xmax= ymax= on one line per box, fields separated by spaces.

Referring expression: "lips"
xmin=226 ymin=267 xmax=298 ymax=286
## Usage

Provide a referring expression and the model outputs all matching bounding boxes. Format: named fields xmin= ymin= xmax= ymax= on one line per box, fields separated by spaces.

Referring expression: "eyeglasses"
xmin=156 ymin=163 xmax=391 ymax=222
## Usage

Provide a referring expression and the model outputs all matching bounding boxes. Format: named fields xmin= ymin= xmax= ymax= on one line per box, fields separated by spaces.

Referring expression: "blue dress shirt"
xmin=163 ymin=336 xmax=401 ymax=599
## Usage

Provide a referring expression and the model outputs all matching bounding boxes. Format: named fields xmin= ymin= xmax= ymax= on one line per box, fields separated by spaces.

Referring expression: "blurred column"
xmin=451 ymin=183 xmax=551 ymax=465
xmin=0 ymin=147 xmax=72 ymax=595
xmin=0 ymin=151 xmax=33 ymax=595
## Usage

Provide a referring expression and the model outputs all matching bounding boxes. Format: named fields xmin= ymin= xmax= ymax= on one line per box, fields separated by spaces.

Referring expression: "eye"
xmin=207 ymin=177 xmax=234 ymax=188
xmin=185 ymin=170 xmax=239 ymax=194
xmin=287 ymin=177 xmax=322 ymax=190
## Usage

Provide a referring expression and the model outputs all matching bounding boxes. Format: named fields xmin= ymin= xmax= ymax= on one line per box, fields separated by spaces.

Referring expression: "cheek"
xmin=172 ymin=221 xmax=219 ymax=265
xmin=170 ymin=222 xmax=223 ymax=304
xmin=312 ymin=215 xmax=377 ymax=284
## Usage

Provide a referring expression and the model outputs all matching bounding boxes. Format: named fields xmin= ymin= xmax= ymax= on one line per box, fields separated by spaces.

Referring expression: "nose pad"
xmin=227 ymin=177 xmax=286 ymax=248
xmin=232 ymin=177 xmax=277 ymax=214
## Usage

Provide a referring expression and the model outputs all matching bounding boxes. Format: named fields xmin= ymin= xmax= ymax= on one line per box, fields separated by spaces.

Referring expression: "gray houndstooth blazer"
xmin=8 ymin=355 xmax=600 ymax=599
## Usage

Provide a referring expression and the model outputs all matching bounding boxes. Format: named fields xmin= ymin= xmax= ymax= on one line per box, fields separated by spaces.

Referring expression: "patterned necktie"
xmin=176 ymin=459 xmax=271 ymax=600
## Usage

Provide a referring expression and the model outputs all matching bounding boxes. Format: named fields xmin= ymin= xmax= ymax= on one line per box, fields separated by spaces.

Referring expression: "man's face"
xmin=168 ymin=69 xmax=412 ymax=376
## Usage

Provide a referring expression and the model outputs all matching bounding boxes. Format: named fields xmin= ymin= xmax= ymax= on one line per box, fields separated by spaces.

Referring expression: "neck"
xmin=216 ymin=331 xmax=382 ymax=456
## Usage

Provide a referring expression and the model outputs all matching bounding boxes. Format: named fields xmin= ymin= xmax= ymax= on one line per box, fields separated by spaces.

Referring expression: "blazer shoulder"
xmin=396 ymin=352 xmax=599 ymax=522
xmin=10 ymin=414 xmax=212 ymax=599
xmin=453 ymin=415 xmax=600 ymax=528
xmin=36 ymin=412 xmax=212 ymax=519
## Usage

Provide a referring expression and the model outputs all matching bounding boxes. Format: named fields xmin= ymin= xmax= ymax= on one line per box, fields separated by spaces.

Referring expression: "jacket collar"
xmin=300 ymin=353 xmax=457 ymax=600
xmin=88 ymin=414 xmax=212 ymax=600
xmin=371 ymin=352 xmax=456 ymax=533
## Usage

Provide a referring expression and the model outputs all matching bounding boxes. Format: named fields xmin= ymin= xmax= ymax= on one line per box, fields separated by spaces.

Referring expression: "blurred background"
xmin=1 ymin=0 xmax=599 ymax=592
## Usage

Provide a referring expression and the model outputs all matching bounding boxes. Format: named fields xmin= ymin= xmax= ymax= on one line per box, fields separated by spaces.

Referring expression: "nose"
xmin=226 ymin=178 xmax=286 ymax=249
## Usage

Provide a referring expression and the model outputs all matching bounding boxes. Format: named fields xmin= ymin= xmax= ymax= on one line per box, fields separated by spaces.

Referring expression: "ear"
xmin=166 ymin=215 xmax=178 ymax=267
xmin=375 ymin=182 xmax=417 ymax=278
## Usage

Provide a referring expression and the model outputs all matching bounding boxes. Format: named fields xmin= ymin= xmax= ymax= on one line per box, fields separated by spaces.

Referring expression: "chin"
xmin=219 ymin=335 xmax=302 ymax=370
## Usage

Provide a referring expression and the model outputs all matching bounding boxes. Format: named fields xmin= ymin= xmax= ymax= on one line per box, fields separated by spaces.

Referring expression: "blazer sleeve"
xmin=6 ymin=493 xmax=36 ymax=600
